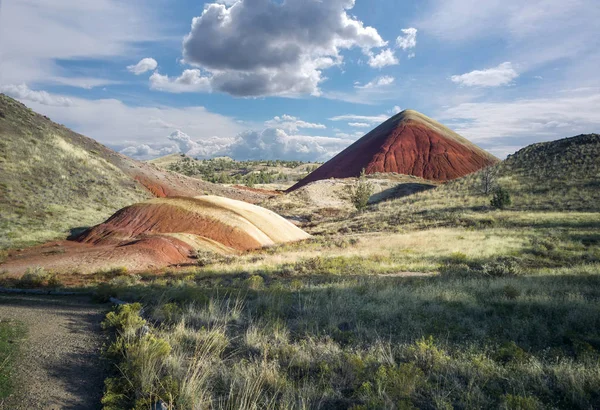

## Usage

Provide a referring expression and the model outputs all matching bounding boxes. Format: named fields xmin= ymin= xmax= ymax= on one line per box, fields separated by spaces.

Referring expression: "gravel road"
xmin=0 ymin=294 xmax=109 ymax=409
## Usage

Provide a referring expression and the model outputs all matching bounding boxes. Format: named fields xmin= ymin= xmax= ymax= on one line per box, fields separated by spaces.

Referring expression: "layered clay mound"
xmin=79 ymin=196 xmax=311 ymax=252
xmin=288 ymin=110 xmax=499 ymax=191
xmin=1 ymin=196 xmax=310 ymax=274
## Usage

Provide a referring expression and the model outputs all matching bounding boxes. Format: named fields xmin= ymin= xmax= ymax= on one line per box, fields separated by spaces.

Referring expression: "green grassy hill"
xmin=0 ymin=94 xmax=151 ymax=249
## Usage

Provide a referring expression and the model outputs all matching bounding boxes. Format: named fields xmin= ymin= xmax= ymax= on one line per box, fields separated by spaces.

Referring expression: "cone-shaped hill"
xmin=288 ymin=110 xmax=499 ymax=191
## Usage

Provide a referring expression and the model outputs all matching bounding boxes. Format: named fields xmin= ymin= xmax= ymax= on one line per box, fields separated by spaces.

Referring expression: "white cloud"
xmin=6 ymin=86 xmax=246 ymax=151
xmin=387 ymin=106 xmax=403 ymax=115
xmin=0 ymin=84 xmax=73 ymax=107
xmin=227 ymin=129 xmax=348 ymax=161
xmin=165 ymin=130 xmax=236 ymax=158
xmin=149 ymin=70 xmax=212 ymax=93
xmin=120 ymin=144 xmax=177 ymax=159
xmin=367 ymin=49 xmax=399 ymax=69
xmin=329 ymin=114 xmax=389 ymax=123
xmin=335 ymin=131 xmax=365 ymax=139
xmin=121 ymin=128 xmax=348 ymax=161
xmin=416 ymin=0 xmax=599 ymax=77
xmin=348 ymin=122 xmax=371 ymax=128
xmin=355 ymin=76 xmax=395 ymax=89
xmin=178 ymin=0 xmax=387 ymax=97
xmin=438 ymin=88 xmax=600 ymax=144
xmin=47 ymin=77 xmax=122 ymax=89
xmin=127 ymin=58 xmax=158 ymax=75
xmin=264 ymin=115 xmax=326 ymax=133
xmin=451 ymin=62 xmax=519 ymax=87
xmin=396 ymin=28 xmax=417 ymax=50
xmin=0 ymin=0 xmax=161 ymax=85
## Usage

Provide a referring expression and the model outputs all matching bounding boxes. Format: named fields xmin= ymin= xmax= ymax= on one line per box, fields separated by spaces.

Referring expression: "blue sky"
xmin=0 ymin=0 xmax=598 ymax=161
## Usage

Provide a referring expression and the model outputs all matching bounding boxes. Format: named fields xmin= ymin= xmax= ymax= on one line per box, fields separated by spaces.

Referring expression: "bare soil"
xmin=0 ymin=294 xmax=108 ymax=409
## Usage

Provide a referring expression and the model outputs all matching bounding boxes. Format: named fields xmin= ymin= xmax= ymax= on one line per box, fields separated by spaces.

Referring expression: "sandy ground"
xmin=0 ymin=294 xmax=108 ymax=409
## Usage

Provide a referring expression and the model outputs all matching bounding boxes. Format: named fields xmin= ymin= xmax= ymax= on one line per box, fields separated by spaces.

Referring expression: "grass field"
xmin=0 ymin=320 xmax=25 ymax=401
xmin=94 ymin=206 xmax=600 ymax=409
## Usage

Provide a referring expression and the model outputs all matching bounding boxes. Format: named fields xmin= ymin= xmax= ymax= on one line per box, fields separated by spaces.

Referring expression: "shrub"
xmin=494 ymin=341 xmax=529 ymax=365
xmin=246 ymin=274 xmax=265 ymax=290
xmin=102 ymin=303 xmax=146 ymax=334
xmin=351 ymin=170 xmax=374 ymax=212
xmin=481 ymin=257 xmax=522 ymax=277
xmin=479 ymin=166 xmax=498 ymax=195
xmin=18 ymin=266 xmax=48 ymax=288
xmin=491 ymin=187 xmax=512 ymax=209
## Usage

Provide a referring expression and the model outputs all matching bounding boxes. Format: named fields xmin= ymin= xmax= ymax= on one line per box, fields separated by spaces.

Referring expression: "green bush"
xmin=482 ymin=257 xmax=522 ymax=277
xmin=102 ymin=303 xmax=146 ymax=333
xmin=246 ymin=274 xmax=265 ymax=290
xmin=491 ymin=187 xmax=512 ymax=209
xmin=351 ymin=170 xmax=375 ymax=212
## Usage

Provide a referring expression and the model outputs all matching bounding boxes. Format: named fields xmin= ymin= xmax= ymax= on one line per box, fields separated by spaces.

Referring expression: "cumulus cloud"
xmin=355 ymin=76 xmax=395 ymax=89
xmin=367 ymin=49 xmax=399 ymax=68
xmin=120 ymin=144 xmax=177 ymax=159
xmin=175 ymin=0 xmax=386 ymax=97
xmin=451 ymin=62 xmax=519 ymax=87
xmin=127 ymin=58 xmax=158 ymax=75
xmin=396 ymin=28 xmax=417 ymax=50
xmin=264 ymin=115 xmax=326 ymax=133
xmin=149 ymin=70 xmax=212 ymax=93
xmin=227 ymin=129 xmax=348 ymax=161
xmin=348 ymin=122 xmax=371 ymax=128
xmin=120 ymin=128 xmax=348 ymax=162
xmin=0 ymin=84 xmax=73 ymax=106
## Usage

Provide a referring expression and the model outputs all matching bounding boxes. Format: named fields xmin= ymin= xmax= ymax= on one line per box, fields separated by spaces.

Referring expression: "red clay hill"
xmin=1 ymin=196 xmax=310 ymax=275
xmin=288 ymin=110 xmax=499 ymax=191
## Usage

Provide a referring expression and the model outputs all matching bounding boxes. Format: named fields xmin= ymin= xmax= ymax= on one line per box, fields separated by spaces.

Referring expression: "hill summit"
xmin=288 ymin=110 xmax=498 ymax=191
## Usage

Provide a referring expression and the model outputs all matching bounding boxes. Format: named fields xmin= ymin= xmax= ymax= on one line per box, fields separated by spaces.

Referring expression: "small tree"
xmin=480 ymin=166 xmax=498 ymax=195
xmin=351 ymin=169 xmax=374 ymax=212
xmin=490 ymin=187 xmax=511 ymax=209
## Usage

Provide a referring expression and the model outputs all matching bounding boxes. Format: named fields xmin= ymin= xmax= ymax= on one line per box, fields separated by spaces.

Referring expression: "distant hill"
xmin=0 ymin=94 xmax=269 ymax=249
xmin=288 ymin=109 xmax=498 ymax=191
xmin=497 ymin=133 xmax=600 ymax=211
xmin=150 ymin=154 xmax=321 ymax=188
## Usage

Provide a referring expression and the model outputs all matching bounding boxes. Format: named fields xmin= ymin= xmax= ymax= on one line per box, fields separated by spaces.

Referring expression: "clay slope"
xmin=1 ymin=196 xmax=310 ymax=274
xmin=288 ymin=110 xmax=498 ymax=191
xmin=0 ymin=94 xmax=270 ymax=249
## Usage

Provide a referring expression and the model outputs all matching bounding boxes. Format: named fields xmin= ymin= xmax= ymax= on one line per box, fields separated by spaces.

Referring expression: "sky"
xmin=0 ymin=0 xmax=598 ymax=161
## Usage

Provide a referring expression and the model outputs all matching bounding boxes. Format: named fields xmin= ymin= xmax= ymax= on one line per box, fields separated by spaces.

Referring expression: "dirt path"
xmin=0 ymin=294 xmax=109 ymax=409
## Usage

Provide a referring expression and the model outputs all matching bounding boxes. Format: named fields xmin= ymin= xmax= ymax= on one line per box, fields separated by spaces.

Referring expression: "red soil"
xmin=78 ymin=198 xmax=264 ymax=251
xmin=0 ymin=236 xmax=195 ymax=276
xmin=288 ymin=114 xmax=499 ymax=191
